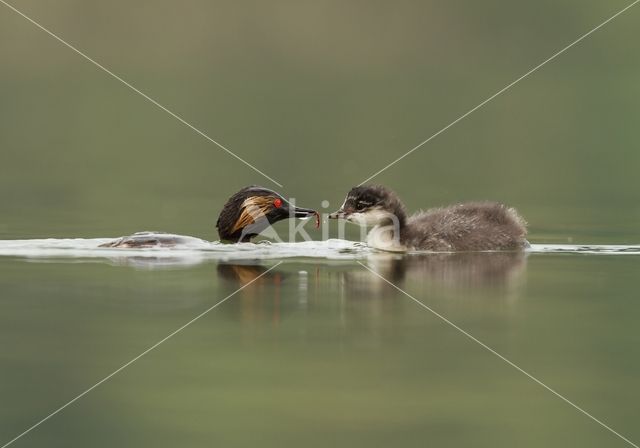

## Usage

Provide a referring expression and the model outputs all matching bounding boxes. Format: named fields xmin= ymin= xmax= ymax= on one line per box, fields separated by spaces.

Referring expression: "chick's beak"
xmin=328 ymin=209 xmax=346 ymax=219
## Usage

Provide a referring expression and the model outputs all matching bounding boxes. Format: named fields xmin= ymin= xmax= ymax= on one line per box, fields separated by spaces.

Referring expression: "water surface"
xmin=1 ymin=237 xmax=638 ymax=448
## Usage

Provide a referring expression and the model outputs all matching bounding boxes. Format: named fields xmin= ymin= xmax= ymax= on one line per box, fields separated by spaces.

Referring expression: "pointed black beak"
xmin=292 ymin=205 xmax=317 ymax=218
xmin=291 ymin=205 xmax=320 ymax=228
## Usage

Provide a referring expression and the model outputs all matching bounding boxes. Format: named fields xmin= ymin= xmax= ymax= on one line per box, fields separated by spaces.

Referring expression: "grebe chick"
xmin=100 ymin=186 xmax=318 ymax=248
xmin=328 ymin=185 xmax=528 ymax=252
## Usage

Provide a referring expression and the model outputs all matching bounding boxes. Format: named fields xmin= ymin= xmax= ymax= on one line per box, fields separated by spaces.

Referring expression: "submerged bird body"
xmin=329 ymin=185 xmax=527 ymax=252
xmin=99 ymin=232 xmax=205 ymax=248
xmin=101 ymin=185 xmax=318 ymax=248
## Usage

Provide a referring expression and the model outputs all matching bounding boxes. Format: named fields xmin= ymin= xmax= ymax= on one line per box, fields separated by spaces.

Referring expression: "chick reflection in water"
xmin=216 ymin=251 xmax=526 ymax=326
xmin=349 ymin=251 xmax=527 ymax=301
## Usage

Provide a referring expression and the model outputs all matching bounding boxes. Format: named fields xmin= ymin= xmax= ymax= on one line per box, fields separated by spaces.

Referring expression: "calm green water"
xmin=1 ymin=244 xmax=639 ymax=447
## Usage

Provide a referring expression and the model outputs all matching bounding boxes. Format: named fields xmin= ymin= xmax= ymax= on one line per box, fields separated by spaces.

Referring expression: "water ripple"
xmin=0 ymin=237 xmax=638 ymax=266
xmin=528 ymin=244 xmax=640 ymax=255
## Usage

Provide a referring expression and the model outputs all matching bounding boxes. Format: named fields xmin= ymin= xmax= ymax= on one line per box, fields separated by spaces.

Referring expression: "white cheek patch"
xmin=348 ymin=209 xmax=395 ymax=226
xmin=347 ymin=212 xmax=367 ymax=226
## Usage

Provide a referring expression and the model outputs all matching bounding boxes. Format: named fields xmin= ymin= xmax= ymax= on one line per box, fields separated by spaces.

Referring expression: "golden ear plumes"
xmin=230 ymin=196 xmax=276 ymax=234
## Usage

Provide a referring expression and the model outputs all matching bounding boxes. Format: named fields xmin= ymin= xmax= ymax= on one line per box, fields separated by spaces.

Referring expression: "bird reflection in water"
xmin=217 ymin=262 xmax=286 ymax=325
xmin=216 ymin=251 xmax=527 ymax=325
xmin=348 ymin=251 xmax=527 ymax=296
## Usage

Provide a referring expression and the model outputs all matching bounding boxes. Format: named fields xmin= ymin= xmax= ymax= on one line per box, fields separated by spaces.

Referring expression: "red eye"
xmin=273 ymin=198 xmax=283 ymax=208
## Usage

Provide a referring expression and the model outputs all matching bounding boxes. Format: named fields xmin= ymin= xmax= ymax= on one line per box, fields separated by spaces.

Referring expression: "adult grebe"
xmin=101 ymin=185 xmax=319 ymax=248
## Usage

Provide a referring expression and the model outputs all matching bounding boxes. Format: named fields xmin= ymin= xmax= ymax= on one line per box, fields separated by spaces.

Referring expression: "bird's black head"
xmin=216 ymin=186 xmax=318 ymax=242
xmin=328 ymin=185 xmax=406 ymax=226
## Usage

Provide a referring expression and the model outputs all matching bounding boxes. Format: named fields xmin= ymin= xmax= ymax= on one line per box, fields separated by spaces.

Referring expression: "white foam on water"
xmin=528 ymin=244 xmax=640 ymax=255
xmin=0 ymin=236 xmax=371 ymax=263
xmin=0 ymin=236 xmax=638 ymax=266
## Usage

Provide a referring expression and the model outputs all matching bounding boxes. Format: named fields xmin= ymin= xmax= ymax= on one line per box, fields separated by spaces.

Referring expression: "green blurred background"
xmin=1 ymin=2 xmax=640 ymax=447
xmin=1 ymin=0 xmax=638 ymax=242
